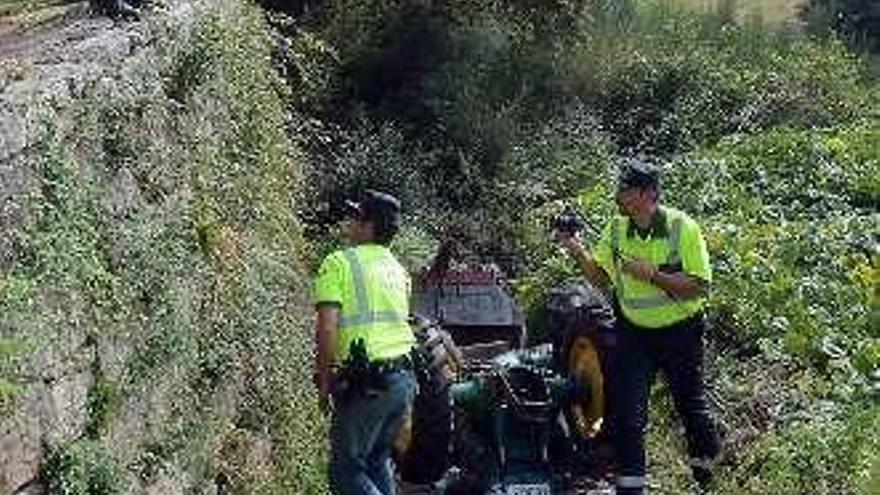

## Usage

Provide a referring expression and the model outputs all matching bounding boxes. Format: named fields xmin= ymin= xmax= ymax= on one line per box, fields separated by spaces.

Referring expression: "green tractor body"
xmin=448 ymin=346 xmax=584 ymax=494
xmin=400 ymin=264 xmax=616 ymax=495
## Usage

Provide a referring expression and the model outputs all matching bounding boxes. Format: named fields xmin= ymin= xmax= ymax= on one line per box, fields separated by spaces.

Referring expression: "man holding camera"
xmin=557 ymin=160 xmax=721 ymax=494
xmin=314 ymin=190 xmax=416 ymax=495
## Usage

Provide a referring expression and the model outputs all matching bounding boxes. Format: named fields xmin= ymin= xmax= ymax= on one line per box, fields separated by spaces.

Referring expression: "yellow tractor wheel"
xmin=567 ymin=333 xmax=605 ymax=439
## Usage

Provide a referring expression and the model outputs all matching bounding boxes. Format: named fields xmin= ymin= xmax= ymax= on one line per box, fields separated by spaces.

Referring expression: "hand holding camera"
xmin=551 ymin=209 xmax=586 ymax=236
xmin=551 ymin=209 xmax=588 ymax=258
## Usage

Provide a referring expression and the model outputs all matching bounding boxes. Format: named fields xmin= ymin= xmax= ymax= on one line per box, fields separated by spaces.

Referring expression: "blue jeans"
xmin=330 ymin=370 xmax=416 ymax=495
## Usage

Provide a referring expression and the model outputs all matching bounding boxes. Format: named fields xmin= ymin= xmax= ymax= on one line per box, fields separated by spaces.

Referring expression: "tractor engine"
xmin=399 ymin=258 xmax=616 ymax=495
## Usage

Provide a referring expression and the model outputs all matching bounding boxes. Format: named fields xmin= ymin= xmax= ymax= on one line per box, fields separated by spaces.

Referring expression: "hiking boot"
xmin=692 ymin=465 xmax=714 ymax=492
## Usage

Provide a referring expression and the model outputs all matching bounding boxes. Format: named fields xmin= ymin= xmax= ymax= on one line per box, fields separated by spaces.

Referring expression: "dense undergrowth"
xmin=267 ymin=0 xmax=878 ymax=493
xmin=0 ymin=0 xmax=876 ymax=493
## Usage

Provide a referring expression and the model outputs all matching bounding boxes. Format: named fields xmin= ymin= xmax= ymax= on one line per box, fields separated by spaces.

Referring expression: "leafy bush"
xmin=566 ymin=2 xmax=872 ymax=154
xmin=800 ymin=0 xmax=880 ymax=54
xmin=0 ymin=332 xmax=26 ymax=416
xmin=42 ymin=440 xmax=128 ymax=495
xmin=663 ymin=126 xmax=878 ymax=379
xmin=84 ymin=379 xmax=122 ymax=438
xmin=0 ymin=375 xmax=20 ymax=416
xmin=720 ymin=400 xmax=880 ymax=495
xmin=281 ymin=0 xmax=876 ymax=261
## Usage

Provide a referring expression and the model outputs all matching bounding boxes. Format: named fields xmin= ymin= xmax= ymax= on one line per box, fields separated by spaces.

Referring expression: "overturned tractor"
xmin=397 ymin=261 xmax=616 ymax=494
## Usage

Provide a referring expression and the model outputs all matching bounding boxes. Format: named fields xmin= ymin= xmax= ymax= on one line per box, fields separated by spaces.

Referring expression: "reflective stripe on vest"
xmin=668 ymin=217 xmax=682 ymax=265
xmin=610 ymin=217 xmax=625 ymax=300
xmin=616 ymin=475 xmax=647 ymax=488
xmin=612 ymin=215 xmax=684 ymax=309
xmin=339 ymin=249 xmax=408 ymax=329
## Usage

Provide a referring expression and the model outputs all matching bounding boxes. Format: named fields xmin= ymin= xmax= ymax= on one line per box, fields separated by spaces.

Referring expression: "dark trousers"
xmin=611 ymin=314 xmax=721 ymax=493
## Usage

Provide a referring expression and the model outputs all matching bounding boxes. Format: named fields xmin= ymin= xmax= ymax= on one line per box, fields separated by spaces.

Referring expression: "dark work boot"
xmin=615 ymin=488 xmax=644 ymax=495
xmin=692 ymin=465 xmax=715 ymax=492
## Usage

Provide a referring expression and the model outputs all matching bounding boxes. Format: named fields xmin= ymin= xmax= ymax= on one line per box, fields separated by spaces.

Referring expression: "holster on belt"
xmin=334 ymin=339 xmax=393 ymax=400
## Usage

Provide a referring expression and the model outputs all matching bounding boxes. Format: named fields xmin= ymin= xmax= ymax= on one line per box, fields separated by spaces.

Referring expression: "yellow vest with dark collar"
xmin=595 ymin=206 xmax=711 ymax=329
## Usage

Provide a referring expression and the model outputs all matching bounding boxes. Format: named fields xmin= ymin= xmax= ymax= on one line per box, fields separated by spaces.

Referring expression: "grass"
xmin=675 ymin=0 xmax=804 ymax=24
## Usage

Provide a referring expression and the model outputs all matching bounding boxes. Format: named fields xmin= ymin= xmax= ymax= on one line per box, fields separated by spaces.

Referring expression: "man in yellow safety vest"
xmin=314 ymin=190 xmax=416 ymax=495
xmin=558 ymin=160 xmax=721 ymax=494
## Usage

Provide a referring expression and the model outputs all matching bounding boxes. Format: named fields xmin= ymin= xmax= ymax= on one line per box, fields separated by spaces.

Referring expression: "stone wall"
xmin=0 ymin=1 xmax=320 ymax=493
xmin=1 ymin=11 xmax=161 ymax=493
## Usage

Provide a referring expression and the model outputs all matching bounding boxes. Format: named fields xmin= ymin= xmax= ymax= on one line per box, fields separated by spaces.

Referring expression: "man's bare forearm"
xmin=650 ymin=270 xmax=706 ymax=300
xmin=571 ymin=248 xmax=611 ymax=291
xmin=314 ymin=307 xmax=339 ymax=396
xmin=622 ymin=259 xmax=707 ymax=300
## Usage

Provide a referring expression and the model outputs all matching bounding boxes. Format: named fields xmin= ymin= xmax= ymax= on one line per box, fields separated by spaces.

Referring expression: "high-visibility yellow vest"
xmin=595 ymin=206 xmax=711 ymax=329
xmin=315 ymin=244 xmax=415 ymax=362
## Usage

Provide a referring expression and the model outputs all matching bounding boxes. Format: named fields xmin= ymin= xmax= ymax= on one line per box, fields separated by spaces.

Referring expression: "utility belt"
xmin=370 ymin=353 xmax=414 ymax=375
xmin=619 ymin=308 xmax=706 ymax=334
xmin=333 ymin=352 xmax=413 ymax=400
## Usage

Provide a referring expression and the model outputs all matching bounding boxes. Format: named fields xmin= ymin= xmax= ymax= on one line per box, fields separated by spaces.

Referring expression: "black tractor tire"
xmin=396 ymin=378 xmax=452 ymax=484
xmin=397 ymin=317 xmax=456 ymax=484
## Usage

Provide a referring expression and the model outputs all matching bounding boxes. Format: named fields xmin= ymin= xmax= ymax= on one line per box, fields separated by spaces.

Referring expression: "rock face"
xmin=0 ymin=8 xmax=133 ymax=273
xmin=0 ymin=1 xmax=321 ymax=493
xmin=0 ymin=387 xmax=42 ymax=492
xmin=1 ymin=13 xmax=110 ymax=491
xmin=0 ymin=1 xmax=320 ymax=492
xmin=0 ymin=10 xmax=144 ymax=489
xmin=1 ymin=4 xmax=208 ymax=494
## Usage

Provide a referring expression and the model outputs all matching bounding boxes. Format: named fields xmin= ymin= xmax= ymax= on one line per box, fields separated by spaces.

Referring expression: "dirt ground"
xmin=0 ymin=1 xmax=94 ymax=60
xmin=675 ymin=0 xmax=804 ymax=24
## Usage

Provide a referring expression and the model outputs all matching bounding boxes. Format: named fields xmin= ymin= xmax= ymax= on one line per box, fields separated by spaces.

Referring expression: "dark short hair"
xmin=346 ymin=190 xmax=401 ymax=244
xmin=618 ymin=158 xmax=660 ymax=191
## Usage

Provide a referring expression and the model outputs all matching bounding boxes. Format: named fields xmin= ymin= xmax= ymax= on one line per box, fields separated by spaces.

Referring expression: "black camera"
xmin=550 ymin=209 xmax=586 ymax=235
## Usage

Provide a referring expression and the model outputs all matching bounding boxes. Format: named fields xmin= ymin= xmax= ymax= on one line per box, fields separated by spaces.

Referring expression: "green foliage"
xmin=5 ymin=0 xmax=325 ymax=492
xmin=720 ymin=401 xmax=880 ymax=494
xmin=136 ymin=438 xmax=175 ymax=483
xmin=0 ymin=376 xmax=20 ymax=416
xmin=662 ymin=127 xmax=879 ymax=389
xmin=133 ymin=412 xmax=217 ymax=488
xmin=85 ymin=379 xmax=122 ymax=438
xmin=800 ymin=0 xmax=880 ymax=54
xmin=567 ymin=2 xmax=872 ymax=155
xmin=668 ymin=127 xmax=880 ymax=219
xmin=19 ymin=115 xmax=118 ymax=346
xmin=42 ymin=439 xmax=128 ymax=495
xmin=277 ymin=27 xmax=341 ymax=113
xmin=284 ymin=0 xmax=876 ymax=262
xmin=391 ymin=225 xmax=440 ymax=274
xmin=0 ymin=273 xmax=36 ymax=416
xmin=303 ymin=117 xmax=436 ymax=220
